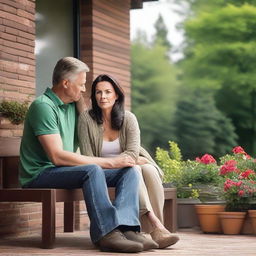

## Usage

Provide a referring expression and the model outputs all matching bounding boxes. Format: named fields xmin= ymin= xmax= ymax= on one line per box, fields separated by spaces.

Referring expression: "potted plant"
xmin=186 ymin=154 xmax=225 ymax=233
xmin=0 ymin=100 xmax=29 ymax=125
xmin=0 ymin=100 xmax=29 ymax=138
xmin=217 ymin=146 xmax=256 ymax=235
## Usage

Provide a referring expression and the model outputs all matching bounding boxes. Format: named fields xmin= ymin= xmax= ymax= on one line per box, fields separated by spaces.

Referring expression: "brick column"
xmin=0 ymin=0 xmax=36 ymax=102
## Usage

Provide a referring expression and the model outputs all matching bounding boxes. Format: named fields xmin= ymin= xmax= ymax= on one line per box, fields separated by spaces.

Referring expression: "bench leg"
xmin=164 ymin=198 xmax=177 ymax=232
xmin=64 ymin=201 xmax=75 ymax=232
xmin=42 ymin=190 xmax=56 ymax=249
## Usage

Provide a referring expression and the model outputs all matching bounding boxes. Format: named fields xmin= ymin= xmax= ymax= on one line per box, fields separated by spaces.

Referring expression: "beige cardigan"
xmin=78 ymin=110 xmax=163 ymax=179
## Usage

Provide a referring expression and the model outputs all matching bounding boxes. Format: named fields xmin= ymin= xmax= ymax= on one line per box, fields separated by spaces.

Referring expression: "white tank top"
xmin=101 ymin=138 xmax=121 ymax=157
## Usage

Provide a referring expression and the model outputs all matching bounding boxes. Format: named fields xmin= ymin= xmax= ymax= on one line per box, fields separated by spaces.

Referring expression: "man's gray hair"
xmin=52 ymin=57 xmax=90 ymax=85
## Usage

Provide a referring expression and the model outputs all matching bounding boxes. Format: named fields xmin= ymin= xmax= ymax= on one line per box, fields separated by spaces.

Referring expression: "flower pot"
xmin=248 ymin=210 xmax=256 ymax=235
xmin=195 ymin=204 xmax=225 ymax=233
xmin=241 ymin=214 xmax=253 ymax=235
xmin=218 ymin=211 xmax=246 ymax=235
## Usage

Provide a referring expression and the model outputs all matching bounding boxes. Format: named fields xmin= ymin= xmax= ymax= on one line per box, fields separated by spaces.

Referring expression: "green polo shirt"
xmin=19 ymin=88 xmax=78 ymax=186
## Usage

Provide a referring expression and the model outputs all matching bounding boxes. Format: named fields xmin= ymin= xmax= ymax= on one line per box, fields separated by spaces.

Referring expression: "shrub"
xmin=0 ymin=100 xmax=29 ymax=125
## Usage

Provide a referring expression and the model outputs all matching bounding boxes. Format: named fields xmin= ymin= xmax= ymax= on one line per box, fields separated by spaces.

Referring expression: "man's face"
xmin=66 ymin=71 xmax=86 ymax=102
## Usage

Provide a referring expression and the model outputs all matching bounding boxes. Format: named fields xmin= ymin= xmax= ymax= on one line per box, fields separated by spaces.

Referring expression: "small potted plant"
xmin=0 ymin=100 xmax=29 ymax=125
xmin=189 ymin=154 xmax=225 ymax=233
xmin=0 ymin=100 xmax=29 ymax=137
xmin=217 ymin=146 xmax=256 ymax=235
xmin=0 ymin=100 xmax=29 ymax=156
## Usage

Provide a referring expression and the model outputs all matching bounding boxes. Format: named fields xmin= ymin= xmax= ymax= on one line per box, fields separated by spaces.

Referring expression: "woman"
xmin=78 ymin=74 xmax=179 ymax=248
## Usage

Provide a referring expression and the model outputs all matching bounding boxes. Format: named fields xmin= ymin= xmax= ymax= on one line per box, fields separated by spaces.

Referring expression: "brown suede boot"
xmin=150 ymin=228 xmax=179 ymax=249
xmin=123 ymin=231 xmax=159 ymax=251
xmin=98 ymin=229 xmax=143 ymax=253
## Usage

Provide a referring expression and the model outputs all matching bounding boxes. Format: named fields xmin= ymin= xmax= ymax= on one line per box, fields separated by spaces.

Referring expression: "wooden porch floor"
xmin=0 ymin=229 xmax=255 ymax=256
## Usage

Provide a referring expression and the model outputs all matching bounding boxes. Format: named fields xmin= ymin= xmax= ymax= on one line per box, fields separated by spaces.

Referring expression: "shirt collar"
xmin=44 ymin=87 xmax=65 ymax=106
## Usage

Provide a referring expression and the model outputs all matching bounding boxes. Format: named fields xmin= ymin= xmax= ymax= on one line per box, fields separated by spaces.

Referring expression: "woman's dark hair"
xmin=89 ymin=74 xmax=125 ymax=130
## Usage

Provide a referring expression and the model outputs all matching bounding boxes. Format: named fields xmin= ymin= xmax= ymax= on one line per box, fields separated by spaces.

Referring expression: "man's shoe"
xmin=150 ymin=228 xmax=179 ymax=249
xmin=123 ymin=231 xmax=159 ymax=251
xmin=98 ymin=229 xmax=143 ymax=253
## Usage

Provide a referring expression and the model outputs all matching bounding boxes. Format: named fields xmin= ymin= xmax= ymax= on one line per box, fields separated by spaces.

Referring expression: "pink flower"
xmin=232 ymin=146 xmax=246 ymax=154
xmin=195 ymin=154 xmax=216 ymax=164
xmin=195 ymin=157 xmax=201 ymax=162
xmin=245 ymin=154 xmax=251 ymax=159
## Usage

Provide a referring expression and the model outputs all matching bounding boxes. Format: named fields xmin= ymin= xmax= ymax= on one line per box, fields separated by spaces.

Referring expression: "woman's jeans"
xmin=23 ymin=164 xmax=140 ymax=243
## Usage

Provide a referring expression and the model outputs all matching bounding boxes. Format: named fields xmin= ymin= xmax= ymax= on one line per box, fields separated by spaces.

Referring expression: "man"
xmin=19 ymin=57 xmax=158 ymax=253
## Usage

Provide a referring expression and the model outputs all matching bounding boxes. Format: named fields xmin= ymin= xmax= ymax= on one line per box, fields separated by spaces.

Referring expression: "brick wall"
xmin=0 ymin=201 xmax=89 ymax=237
xmin=0 ymin=0 xmax=36 ymax=102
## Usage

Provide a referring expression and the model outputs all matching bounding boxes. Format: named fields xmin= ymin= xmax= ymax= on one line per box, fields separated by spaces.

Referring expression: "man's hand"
xmin=136 ymin=156 xmax=149 ymax=165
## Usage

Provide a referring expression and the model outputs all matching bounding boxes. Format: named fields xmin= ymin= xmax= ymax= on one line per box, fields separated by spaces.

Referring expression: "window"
xmin=35 ymin=0 xmax=79 ymax=95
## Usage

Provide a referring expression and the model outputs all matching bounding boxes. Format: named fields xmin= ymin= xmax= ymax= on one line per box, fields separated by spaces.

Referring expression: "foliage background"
xmin=131 ymin=0 xmax=256 ymax=159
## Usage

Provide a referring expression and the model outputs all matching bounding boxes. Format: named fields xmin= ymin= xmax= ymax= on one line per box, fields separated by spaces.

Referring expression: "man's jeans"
xmin=23 ymin=164 xmax=140 ymax=243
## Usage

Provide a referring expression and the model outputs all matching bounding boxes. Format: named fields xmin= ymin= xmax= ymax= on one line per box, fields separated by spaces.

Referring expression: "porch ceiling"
xmin=131 ymin=0 xmax=159 ymax=9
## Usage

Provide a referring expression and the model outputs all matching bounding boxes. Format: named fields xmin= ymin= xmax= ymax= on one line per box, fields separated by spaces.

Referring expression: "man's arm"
xmin=38 ymin=134 xmax=135 ymax=169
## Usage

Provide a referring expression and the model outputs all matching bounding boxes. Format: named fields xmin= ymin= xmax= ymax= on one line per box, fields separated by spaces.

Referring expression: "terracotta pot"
xmin=241 ymin=214 xmax=253 ymax=235
xmin=195 ymin=204 xmax=225 ymax=233
xmin=218 ymin=211 xmax=246 ymax=235
xmin=248 ymin=210 xmax=256 ymax=235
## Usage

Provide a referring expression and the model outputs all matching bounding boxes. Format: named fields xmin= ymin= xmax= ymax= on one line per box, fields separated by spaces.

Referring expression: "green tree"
xmin=131 ymin=36 xmax=179 ymax=152
xmin=153 ymin=14 xmax=172 ymax=52
xmin=179 ymin=2 xmax=256 ymax=154
xmin=174 ymin=89 xmax=237 ymax=159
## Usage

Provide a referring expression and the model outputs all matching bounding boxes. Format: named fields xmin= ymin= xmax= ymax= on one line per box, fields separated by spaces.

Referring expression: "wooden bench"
xmin=0 ymin=137 xmax=177 ymax=248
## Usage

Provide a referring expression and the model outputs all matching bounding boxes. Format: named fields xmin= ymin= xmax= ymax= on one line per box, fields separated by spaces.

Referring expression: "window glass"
xmin=35 ymin=0 xmax=74 ymax=96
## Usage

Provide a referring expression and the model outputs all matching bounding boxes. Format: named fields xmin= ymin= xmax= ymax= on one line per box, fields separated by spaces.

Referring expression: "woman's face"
xmin=95 ymin=81 xmax=118 ymax=111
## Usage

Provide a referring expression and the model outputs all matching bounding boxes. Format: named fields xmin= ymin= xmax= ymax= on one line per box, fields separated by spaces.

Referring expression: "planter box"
xmin=0 ymin=115 xmax=23 ymax=137
xmin=177 ymin=198 xmax=200 ymax=228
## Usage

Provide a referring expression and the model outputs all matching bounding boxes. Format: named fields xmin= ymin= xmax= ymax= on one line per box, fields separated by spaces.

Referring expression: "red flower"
xmin=219 ymin=160 xmax=237 ymax=175
xmin=232 ymin=146 xmax=246 ymax=154
xmin=195 ymin=154 xmax=216 ymax=164
xmin=238 ymin=190 xmax=245 ymax=197
xmin=224 ymin=179 xmax=235 ymax=190
xmin=240 ymin=169 xmax=255 ymax=179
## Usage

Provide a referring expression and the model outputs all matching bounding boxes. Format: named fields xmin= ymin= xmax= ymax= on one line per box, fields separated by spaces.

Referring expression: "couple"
xmin=19 ymin=57 xmax=179 ymax=253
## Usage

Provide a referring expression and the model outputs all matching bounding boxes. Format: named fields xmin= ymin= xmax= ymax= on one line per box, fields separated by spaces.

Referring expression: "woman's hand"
xmin=110 ymin=155 xmax=136 ymax=168
xmin=136 ymin=156 xmax=148 ymax=165
xmin=76 ymin=95 xmax=87 ymax=114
